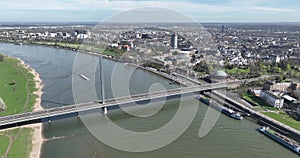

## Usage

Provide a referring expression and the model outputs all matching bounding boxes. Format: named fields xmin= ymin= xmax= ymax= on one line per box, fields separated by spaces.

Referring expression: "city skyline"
xmin=0 ymin=0 xmax=299 ymax=22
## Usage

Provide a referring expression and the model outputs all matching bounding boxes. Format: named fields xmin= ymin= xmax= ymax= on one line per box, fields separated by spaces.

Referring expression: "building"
xmin=221 ymin=25 xmax=225 ymax=34
xmin=178 ymin=50 xmax=193 ymax=58
xmin=263 ymin=81 xmax=291 ymax=91
xmin=291 ymin=83 xmax=300 ymax=91
xmin=205 ymin=70 xmax=228 ymax=83
xmin=292 ymin=90 xmax=300 ymax=99
xmin=171 ymin=33 xmax=178 ymax=49
xmin=175 ymin=67 xmax=189 ymax=75
xmin=147 ymin=56 xmax=168 ymax=67
xmin=260 ymin=90 xmax=284 ymax=109
xmin=212 ymin=70 xmax=227 ymax=81
xmin=282 ymin=95 xmax=297 ymax=103
xmin=252 ymin=89 xmax=262 ymax=97
xmin=269 ymin=55 xmax=281 ymax=63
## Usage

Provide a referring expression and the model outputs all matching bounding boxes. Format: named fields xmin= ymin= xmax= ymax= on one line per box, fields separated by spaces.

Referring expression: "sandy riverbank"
xmin=29 ymin=69 xmax=43 ymax=158
xmin=16 ymin=58 xmax=44 ymax=158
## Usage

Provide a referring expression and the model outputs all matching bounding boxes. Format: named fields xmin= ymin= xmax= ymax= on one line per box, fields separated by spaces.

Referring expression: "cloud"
xmin=0 ymin=0 xmax=79 ymax=10
xmin=249 ymin=7 xmax=297 ymax=13
xmin=0 ymin=0 xmax=298 ymax=22
xmin=89 ymin=1 xmax=238 ymax=12
xmin=0 ymin=0 xmax=298 ymax=14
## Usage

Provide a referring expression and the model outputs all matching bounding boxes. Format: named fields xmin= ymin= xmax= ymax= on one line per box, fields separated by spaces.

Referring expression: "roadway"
xmin=0 ymin=82 xmax=234 ymax=129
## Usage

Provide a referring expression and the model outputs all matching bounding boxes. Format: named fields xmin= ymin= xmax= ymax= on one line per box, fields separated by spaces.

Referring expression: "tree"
xmin=273 ymin=67 xmax=282 ymax=73
xmin=194 ymin=61 xmax=209 ymax=74
xmin=276 ymin=76 xmax=284 ymax=83
xmin=249 ymin=63 xmax=259 ymax=76
xmin=258 ymin=63 xmax=265 ymax=74
xmin=0 ymin=54 xmax=4 ymax=62
xmin=286 ymin=63 xmax=291 ymax=71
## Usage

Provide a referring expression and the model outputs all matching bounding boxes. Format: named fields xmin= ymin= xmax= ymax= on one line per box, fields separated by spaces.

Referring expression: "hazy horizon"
xmin=0 ymin=0 xmax=299 ymax=22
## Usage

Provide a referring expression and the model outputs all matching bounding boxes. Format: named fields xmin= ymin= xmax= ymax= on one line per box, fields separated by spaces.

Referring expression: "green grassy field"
xmin=0 ymin=57 xmax=37 ymax=116
xmin=262 ymin=112 xmax=300 ymax=131
xmin=243 ymin=92 xmax=300 ymax=132
xmin=31 ymin=41 xmax=123 ymax=57
xmin=0 ymin=55 xmax=38 ymax=158
xmin=8 ymin=128 xmax=33 ymax=158
xmin=224 ymin=67 xmax=250 ymax=74
xmin=242 ymin=93 xmax=277 ymax=110
xmin=0 ymin=135 xmax=10 ymax=156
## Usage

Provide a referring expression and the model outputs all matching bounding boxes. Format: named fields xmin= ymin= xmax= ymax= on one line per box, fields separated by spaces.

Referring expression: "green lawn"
xmin=0 ymin=57 xmax=37 ymax=116
xmin=262 ymin=112 xmax=300 ymax=131
xmin=242 ymin=93 xmax=277 ymax=110
xmin=224 ymin=67 xmax=250 ymax=74
xmin=292 ymin=69 xmax=300 ymax=77
xmin=8 ymin=128 xmax=33 ymax=158
xmin=0 ymin=135 xmax=9 ymax=156
xmin=0 ymin=55 xmax=39 ymax=158
xmin=31 ymin=41 xmax=124 ymax=57
xmin=32 ymin=41 xmax=105 ymax=53
xmin=4 ymin=40 xmax=124 ymax=58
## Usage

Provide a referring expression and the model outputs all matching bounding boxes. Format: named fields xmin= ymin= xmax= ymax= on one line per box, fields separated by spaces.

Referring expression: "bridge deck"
xmin=0 ymin=82 xmax=232 ymax=129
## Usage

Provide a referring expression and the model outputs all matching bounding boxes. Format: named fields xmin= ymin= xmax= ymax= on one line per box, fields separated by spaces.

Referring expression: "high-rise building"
xmin=171 ymin=33 xmax=178 ymax=49
xmin=221 ymin=25 xmax=225 ymax=34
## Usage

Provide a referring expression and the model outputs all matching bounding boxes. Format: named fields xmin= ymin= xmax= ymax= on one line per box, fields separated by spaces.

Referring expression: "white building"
xmin=77 ymin=34 xmax=88 ymax=40
xmin=148 ymin=56 xmax=167 ymax=67
xmin=269 ymin=55 xmax=281 ymax=63
xmin=260 ymin=90 xmax=284 ymax=109
xmin=178 ymin=50 xmax=193 ymax=58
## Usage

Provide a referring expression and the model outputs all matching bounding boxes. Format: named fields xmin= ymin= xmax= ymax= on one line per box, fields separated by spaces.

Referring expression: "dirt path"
xmin=1 ymin=128 xmax=22 ymax=158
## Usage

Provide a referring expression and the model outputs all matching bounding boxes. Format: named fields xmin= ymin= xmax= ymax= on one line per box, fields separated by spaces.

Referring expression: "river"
xmin=0 ymin=43 xmax=298 ymax=158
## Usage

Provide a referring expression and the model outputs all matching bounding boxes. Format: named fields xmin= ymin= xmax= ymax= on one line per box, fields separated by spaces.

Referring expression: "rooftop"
xmin=212 ymin=70 xmax=227 ymax=77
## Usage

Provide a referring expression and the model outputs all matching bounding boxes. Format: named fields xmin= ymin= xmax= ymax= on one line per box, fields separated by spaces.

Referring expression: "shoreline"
xmin=0 ymin=41 xmax=118 ymax=60
xmin=15 ymin=57 xmax=44 ymax=158
xmin=29 ymin=66 xmax=44 ymax=158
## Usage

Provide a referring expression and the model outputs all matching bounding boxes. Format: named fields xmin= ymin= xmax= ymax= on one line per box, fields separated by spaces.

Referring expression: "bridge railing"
xmin=0 ymin=82 xmax=231 ymax=126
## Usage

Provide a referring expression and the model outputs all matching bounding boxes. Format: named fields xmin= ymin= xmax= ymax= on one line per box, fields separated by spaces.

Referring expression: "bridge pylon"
xmin=102 ymin=106 xmax=108 ymax=115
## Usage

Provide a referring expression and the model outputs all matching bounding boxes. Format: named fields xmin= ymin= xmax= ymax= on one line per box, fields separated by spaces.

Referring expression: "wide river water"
xmin=0 ymin=43 xmax=298 ymax=158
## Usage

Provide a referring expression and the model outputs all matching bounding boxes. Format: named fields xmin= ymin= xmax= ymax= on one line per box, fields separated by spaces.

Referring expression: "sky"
xmin=0 ymin=0 xmax=299 ymax=22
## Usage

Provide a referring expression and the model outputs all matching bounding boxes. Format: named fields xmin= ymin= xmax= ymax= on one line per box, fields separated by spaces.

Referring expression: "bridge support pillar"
xmin=102 ymin=107 xmax=108 ymax=115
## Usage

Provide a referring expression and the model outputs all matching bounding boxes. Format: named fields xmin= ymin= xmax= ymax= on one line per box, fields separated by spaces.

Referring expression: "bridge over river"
xmin=0 ymin=82 xmax=242 ymax=130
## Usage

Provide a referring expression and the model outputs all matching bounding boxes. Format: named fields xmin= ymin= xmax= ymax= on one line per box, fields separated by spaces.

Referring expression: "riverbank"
xmin=15 ymin=57 xmax=44 ymax=158
xmin=0 ymin=40 xmax=120 ymax=61
xmin=19 ymin=58 xmax=44 ymax=158
xmin=0 ymin=55 xmax=43 ymax=158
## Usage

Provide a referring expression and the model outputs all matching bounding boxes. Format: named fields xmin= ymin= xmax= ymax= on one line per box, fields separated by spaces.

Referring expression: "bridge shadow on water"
xmin=42 ymin=100 xmax=73 ymax=107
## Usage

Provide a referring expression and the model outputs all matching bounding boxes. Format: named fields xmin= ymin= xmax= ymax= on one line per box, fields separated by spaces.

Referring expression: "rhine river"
xmin=0 ymin=43 xmax=298 ymax=158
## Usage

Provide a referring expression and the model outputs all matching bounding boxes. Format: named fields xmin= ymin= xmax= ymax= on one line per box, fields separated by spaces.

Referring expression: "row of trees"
xmin=104 ymin=46 xmax=126 ymax=56
xmin=194 ymin=59 xmax=298 ymax=80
